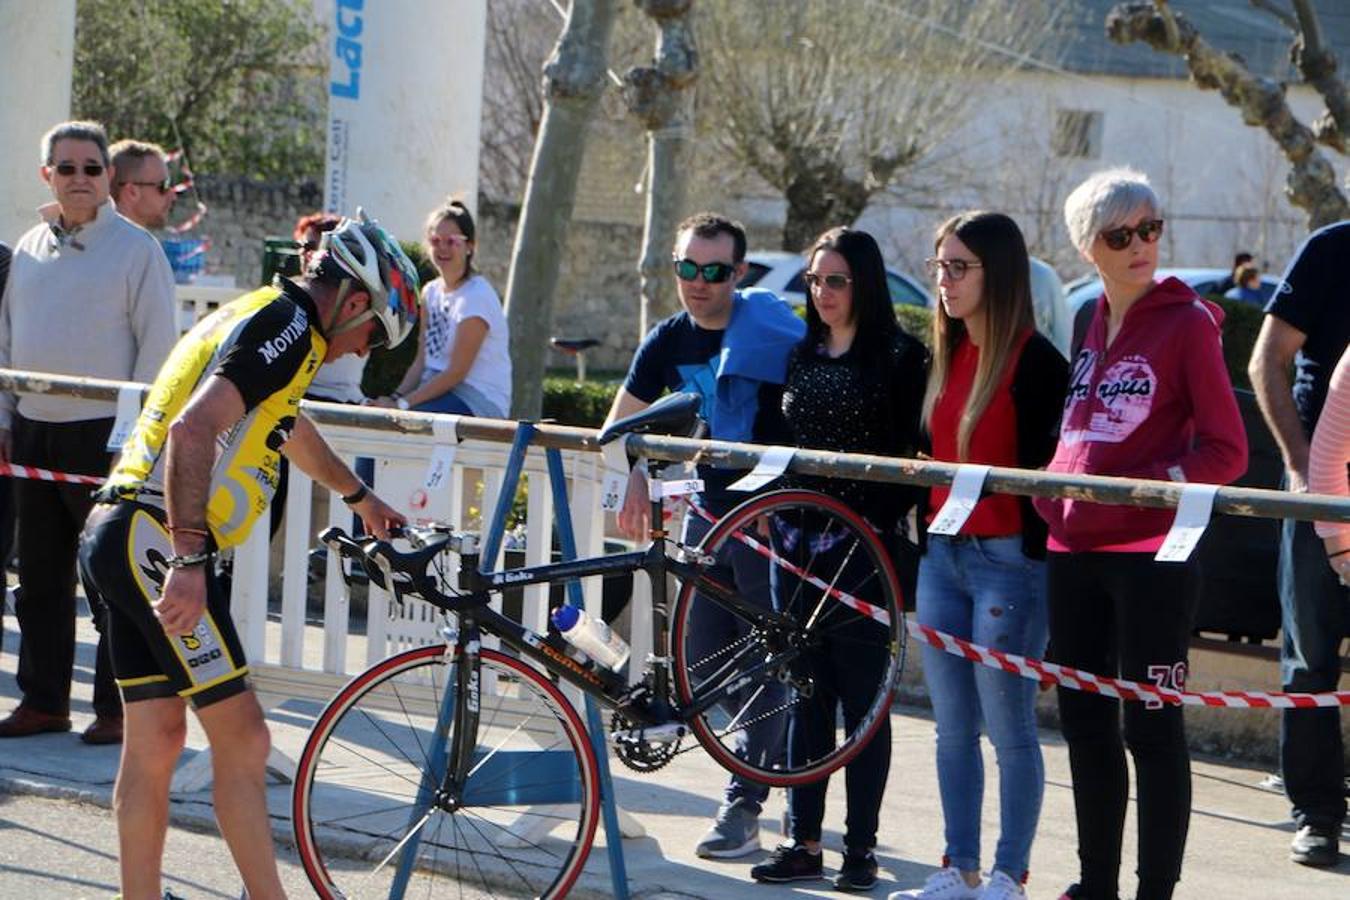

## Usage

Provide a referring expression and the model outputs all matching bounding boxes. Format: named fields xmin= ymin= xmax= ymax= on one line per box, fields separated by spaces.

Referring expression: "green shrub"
xmin=1209 ymin=296 xmax=1262 ymax=392
xmin=541 ymin=377 xmax=620 ymax=428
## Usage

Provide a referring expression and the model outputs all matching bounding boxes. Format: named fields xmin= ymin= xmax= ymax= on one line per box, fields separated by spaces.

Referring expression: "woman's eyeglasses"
xmin=803 ymin=271 xmax=852 ymax=291
xmin=673 ymin=258 xmax=736 ymax=284
xmin=53 ymin=163 xmax=105 ymax=177
xmin=924 ymin=258 xmax=983 ymax=281
xmin=1099 ymin=219 xmax=1164 ymax=251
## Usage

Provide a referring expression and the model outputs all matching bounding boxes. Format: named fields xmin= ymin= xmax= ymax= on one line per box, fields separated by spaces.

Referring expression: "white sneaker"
xmin=981 ymin=870 xmax=1027 ymax=899
xmin=889 ymin=866 xmax=984 ymax=900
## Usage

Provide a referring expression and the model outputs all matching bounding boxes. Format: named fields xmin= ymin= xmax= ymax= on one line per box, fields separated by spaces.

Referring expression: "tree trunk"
xmin=1107 ymin=1 xmax=1349 ymax=229
xmin=626 ymin=0 xmax=698 ymax=339
xmin=504 ymin=0 xmax=618 ymax=419
xmin=781 ymin=166 xmax=869 ymax=252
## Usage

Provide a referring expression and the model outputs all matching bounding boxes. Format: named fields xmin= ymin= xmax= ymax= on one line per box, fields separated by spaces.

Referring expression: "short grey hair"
xmin=41 ymin=120 xmax=110 ymax=167
xmin=1063 ymin=167 xmax=1161 ymax=254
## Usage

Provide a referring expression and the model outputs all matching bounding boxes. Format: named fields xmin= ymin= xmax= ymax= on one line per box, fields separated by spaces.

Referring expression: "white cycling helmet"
xmin=319 ymin=208 xmax=421 ymax=349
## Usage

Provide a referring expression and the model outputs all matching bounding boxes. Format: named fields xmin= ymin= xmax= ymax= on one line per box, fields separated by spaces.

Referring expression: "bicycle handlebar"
xmin=318 ymin=523 xmax=460 ymax=605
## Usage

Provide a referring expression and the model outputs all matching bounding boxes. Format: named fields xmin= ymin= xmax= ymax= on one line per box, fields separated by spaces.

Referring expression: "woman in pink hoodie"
xmin=1034 ymin=169 xmax=1247 ymax=900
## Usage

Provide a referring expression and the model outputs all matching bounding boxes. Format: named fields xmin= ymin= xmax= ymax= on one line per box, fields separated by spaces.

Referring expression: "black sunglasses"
xmin=53 ymin=163 xmax=105 ymax=177
xmin=803 ymin=271 xmax=852 ymax=291
xmin=129 ymin=179 xmax=173 ymax=195
xmin=673 ymin=258 xmax=736 ymax=284
xmin=1100 ymin=219 xmax=1164 ymax=251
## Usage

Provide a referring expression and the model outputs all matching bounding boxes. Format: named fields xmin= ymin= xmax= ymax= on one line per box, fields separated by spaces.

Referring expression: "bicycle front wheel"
xmin=671 ymin=489 xmax=904 ymax=787
xmin=292 ymin=643 xmax=601 ymax=899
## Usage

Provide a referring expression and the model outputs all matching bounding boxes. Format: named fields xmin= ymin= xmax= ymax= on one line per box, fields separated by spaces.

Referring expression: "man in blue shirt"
xmin=605 ymin=211 xmax=803 ymax=859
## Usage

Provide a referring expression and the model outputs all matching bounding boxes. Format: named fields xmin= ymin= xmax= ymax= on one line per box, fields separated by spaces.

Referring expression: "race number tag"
xmin=729 ymin=445 xmax=795 ymax=492
xmin=652 ymin=478 xmax=704 ymax=499
xmin=1155 ymin=483 xmax=1218 ymax=562
xmin=927 ymin=464 xmax=991 ymax=536
xmin=599 ymin=441 xmax=630 ymax=512
xmin=422 ymin=417 xmax=460 ymax=491
xmin=106 ymin=386 xmax=142 ymax=451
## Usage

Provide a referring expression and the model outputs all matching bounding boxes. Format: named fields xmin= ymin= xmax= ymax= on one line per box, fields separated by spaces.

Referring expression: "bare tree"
xmin=698 ymin=0 xmax=1059 ymax=251
xmin=480 ymin=0 xmax=561 ymax=204
xmin=1107 ymin=0 xmax=1349 ymax=229
xmin=624 ymin=0 xmax=699 ymax=335
xmin=504 ymin=0 xmax=619 ymax=418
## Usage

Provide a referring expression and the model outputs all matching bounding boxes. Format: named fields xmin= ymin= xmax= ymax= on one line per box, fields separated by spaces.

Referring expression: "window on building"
xmin=1052 ymin=109 xmax=1103 ymax=159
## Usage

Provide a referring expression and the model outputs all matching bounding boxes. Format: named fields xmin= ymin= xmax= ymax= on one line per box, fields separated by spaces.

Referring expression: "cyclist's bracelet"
xmin=165 ymin=550 xmax=213 ymax=569
xmin=342 ymin=483 xmax=369 ymax=505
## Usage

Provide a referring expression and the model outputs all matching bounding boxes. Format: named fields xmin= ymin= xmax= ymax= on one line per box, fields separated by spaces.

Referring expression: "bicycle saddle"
xmin=550 ymin=336 xmax=601 ymax=354
xmin=597 ymin=391 xmax=704 ymax=445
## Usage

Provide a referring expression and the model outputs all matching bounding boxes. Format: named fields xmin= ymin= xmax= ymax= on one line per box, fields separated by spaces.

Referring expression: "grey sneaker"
xmin=694 ymin=802 xmax=761 ymax=858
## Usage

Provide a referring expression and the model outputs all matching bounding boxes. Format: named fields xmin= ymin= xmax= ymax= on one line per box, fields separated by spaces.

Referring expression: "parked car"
xmin=1065 ymin=266 xmax=1281 ymax=313
xmin=738 ymin=251 xmax=932 ymax=308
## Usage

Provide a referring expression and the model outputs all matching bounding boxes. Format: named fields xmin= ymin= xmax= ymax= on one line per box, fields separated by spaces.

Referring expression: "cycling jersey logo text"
xmin=258 ymin=307 xmax=308 ymax=365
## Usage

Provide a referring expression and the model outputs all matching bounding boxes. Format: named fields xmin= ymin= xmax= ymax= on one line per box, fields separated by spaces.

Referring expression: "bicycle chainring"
xmin=610 ymin=711 xmax=681 ymax=773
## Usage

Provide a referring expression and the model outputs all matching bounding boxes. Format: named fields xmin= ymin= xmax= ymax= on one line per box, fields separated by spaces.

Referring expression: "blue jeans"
xmin=413 ymin=390 xmax=474 ymax=416
xmin=1279 ymin=516 xmax=1348 ymax=829
xmin=682 ymin=506 xmax=787 ymax=812
xmin=918 ymin=535 xmax=1048 ymax=880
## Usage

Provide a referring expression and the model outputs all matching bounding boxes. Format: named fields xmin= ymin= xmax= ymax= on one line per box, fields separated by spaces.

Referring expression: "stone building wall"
xmin=193 ymin=177 xmax=653 ymax=375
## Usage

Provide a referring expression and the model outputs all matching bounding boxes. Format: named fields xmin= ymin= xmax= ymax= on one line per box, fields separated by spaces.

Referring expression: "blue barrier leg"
xmin=389 ymin=658 xmax=457 ymax=898
xmin=547 ymin=447 xmax=631 ymax=899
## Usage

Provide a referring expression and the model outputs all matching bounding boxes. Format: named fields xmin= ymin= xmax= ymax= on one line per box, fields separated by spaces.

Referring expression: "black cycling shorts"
xmin=78 ymin=501 xmax=248 ymax=708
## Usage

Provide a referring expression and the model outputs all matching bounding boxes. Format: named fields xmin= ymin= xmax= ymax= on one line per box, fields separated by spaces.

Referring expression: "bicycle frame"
xmin=375 ymin=449 xmax=808 ymax=813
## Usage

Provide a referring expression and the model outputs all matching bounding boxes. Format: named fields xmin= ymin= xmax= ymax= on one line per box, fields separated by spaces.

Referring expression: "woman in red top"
xmin=893 ymin=212 xmax=1067 ymax=900
xmin=1035 ymin=168 xmax=1247 ymax=900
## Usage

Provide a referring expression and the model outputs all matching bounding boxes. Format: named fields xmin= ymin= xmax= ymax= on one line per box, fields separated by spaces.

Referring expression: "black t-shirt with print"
xmin=1267 ymin=221 xmax=1350 ymax=434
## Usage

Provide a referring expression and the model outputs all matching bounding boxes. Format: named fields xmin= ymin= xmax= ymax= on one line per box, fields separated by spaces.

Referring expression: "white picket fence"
xmin=168 ymin=414 xmax=658 ymax=792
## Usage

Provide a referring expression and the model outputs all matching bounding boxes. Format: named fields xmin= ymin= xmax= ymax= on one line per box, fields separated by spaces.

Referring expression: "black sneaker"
xmin=750 ymin=843 xmax=824 ymax=883
xmin=1290 ymin=823 xmax=1340 ymax=867
xmin=834 ymin=849 xmax=878 ymax=892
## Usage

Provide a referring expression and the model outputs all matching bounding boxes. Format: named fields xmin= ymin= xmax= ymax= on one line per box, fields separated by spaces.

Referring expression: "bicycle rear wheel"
xmin=671 ymin=489 xmax=904 ymax=787
xmin=292 ymin=643 xmax=601 ymax=899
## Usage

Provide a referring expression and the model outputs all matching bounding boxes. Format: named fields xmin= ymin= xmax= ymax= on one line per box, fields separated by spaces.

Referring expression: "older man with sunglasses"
xmin=109 ymin=139 xmax=177 ymax=232
xmin=603 ymin=211 xmax=805 ymax=860
xmin=0 ymin=120 xmax=177 ymax=745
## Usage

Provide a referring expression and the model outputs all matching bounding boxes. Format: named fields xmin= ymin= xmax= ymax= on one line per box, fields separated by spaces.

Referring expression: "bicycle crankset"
xmin=610 ymin=711 xmax=685 ymax=773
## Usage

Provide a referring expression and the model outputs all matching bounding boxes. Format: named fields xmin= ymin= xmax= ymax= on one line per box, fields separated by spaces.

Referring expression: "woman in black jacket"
xmin=749 ymin=226 xmax=927 ymax=892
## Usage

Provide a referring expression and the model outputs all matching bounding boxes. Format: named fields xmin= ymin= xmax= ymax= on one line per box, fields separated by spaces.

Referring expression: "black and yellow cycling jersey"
xmin=99 ymin=279 xmax=326 ymax=548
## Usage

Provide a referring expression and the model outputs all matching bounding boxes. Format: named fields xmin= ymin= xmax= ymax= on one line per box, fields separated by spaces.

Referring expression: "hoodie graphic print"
xmin=1034 ymin=277 xmax=1248 ymax=553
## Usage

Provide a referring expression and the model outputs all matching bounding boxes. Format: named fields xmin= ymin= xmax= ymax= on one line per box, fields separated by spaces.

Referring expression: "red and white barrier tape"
xmin=0 ymin=463 xmax=103 ymax=486
xmin=688 ymin=494 xmax=1350 ymax=708
xmin=908 ymin=620 xmax=1350 ymax=709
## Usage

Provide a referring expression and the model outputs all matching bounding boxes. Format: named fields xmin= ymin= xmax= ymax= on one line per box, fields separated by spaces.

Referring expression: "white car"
xmin=738 ymin=251 xmax=932 ymax=308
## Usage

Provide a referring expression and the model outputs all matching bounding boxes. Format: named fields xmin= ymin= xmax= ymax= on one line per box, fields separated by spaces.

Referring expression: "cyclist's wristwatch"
xmin=396 ymin=397 xmax=410 ymax=411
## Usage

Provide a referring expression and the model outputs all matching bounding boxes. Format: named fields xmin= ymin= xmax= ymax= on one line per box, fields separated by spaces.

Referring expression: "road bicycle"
xmin=289 ymin=393 xmax=906 ymax=899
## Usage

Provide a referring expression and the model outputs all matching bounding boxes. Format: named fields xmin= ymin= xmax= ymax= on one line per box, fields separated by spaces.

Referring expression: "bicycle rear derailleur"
xmin=610 ymin=711 xmax=686 ymax=773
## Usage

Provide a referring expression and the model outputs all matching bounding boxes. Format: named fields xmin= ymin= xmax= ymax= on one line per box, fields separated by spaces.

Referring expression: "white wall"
xmin=734 ymin=70 xmax=1344 ymax=285
xmin=0 ymin=1 xmax=76 ymax=246
xmin=318 ymin=0 xmax=486 ymax=242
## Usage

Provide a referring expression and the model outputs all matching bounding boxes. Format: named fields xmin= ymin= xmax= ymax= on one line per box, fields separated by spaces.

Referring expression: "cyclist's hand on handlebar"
xmin=350 ymin=490 xmax=407 ymax=539
xmin=616 ymin=467 xmax=650 ymax=539
xmin=154 ymin=566 xmax=208 ymax=636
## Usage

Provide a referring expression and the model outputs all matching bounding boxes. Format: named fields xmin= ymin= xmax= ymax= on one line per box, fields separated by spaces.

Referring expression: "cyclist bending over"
xmin=78 ymin=211 xmax=420 ymax=900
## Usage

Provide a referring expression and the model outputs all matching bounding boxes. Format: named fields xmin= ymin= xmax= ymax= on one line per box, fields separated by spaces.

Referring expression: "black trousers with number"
xmin=12 ymin=415 xmax=120 ymax=718
xmin=1046 ymin=551 xmax=1199 ymax=900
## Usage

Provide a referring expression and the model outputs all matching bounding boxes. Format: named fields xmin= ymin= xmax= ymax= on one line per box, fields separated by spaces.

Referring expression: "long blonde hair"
xmin=921 ymin=211 xmax=1035 ymax=460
